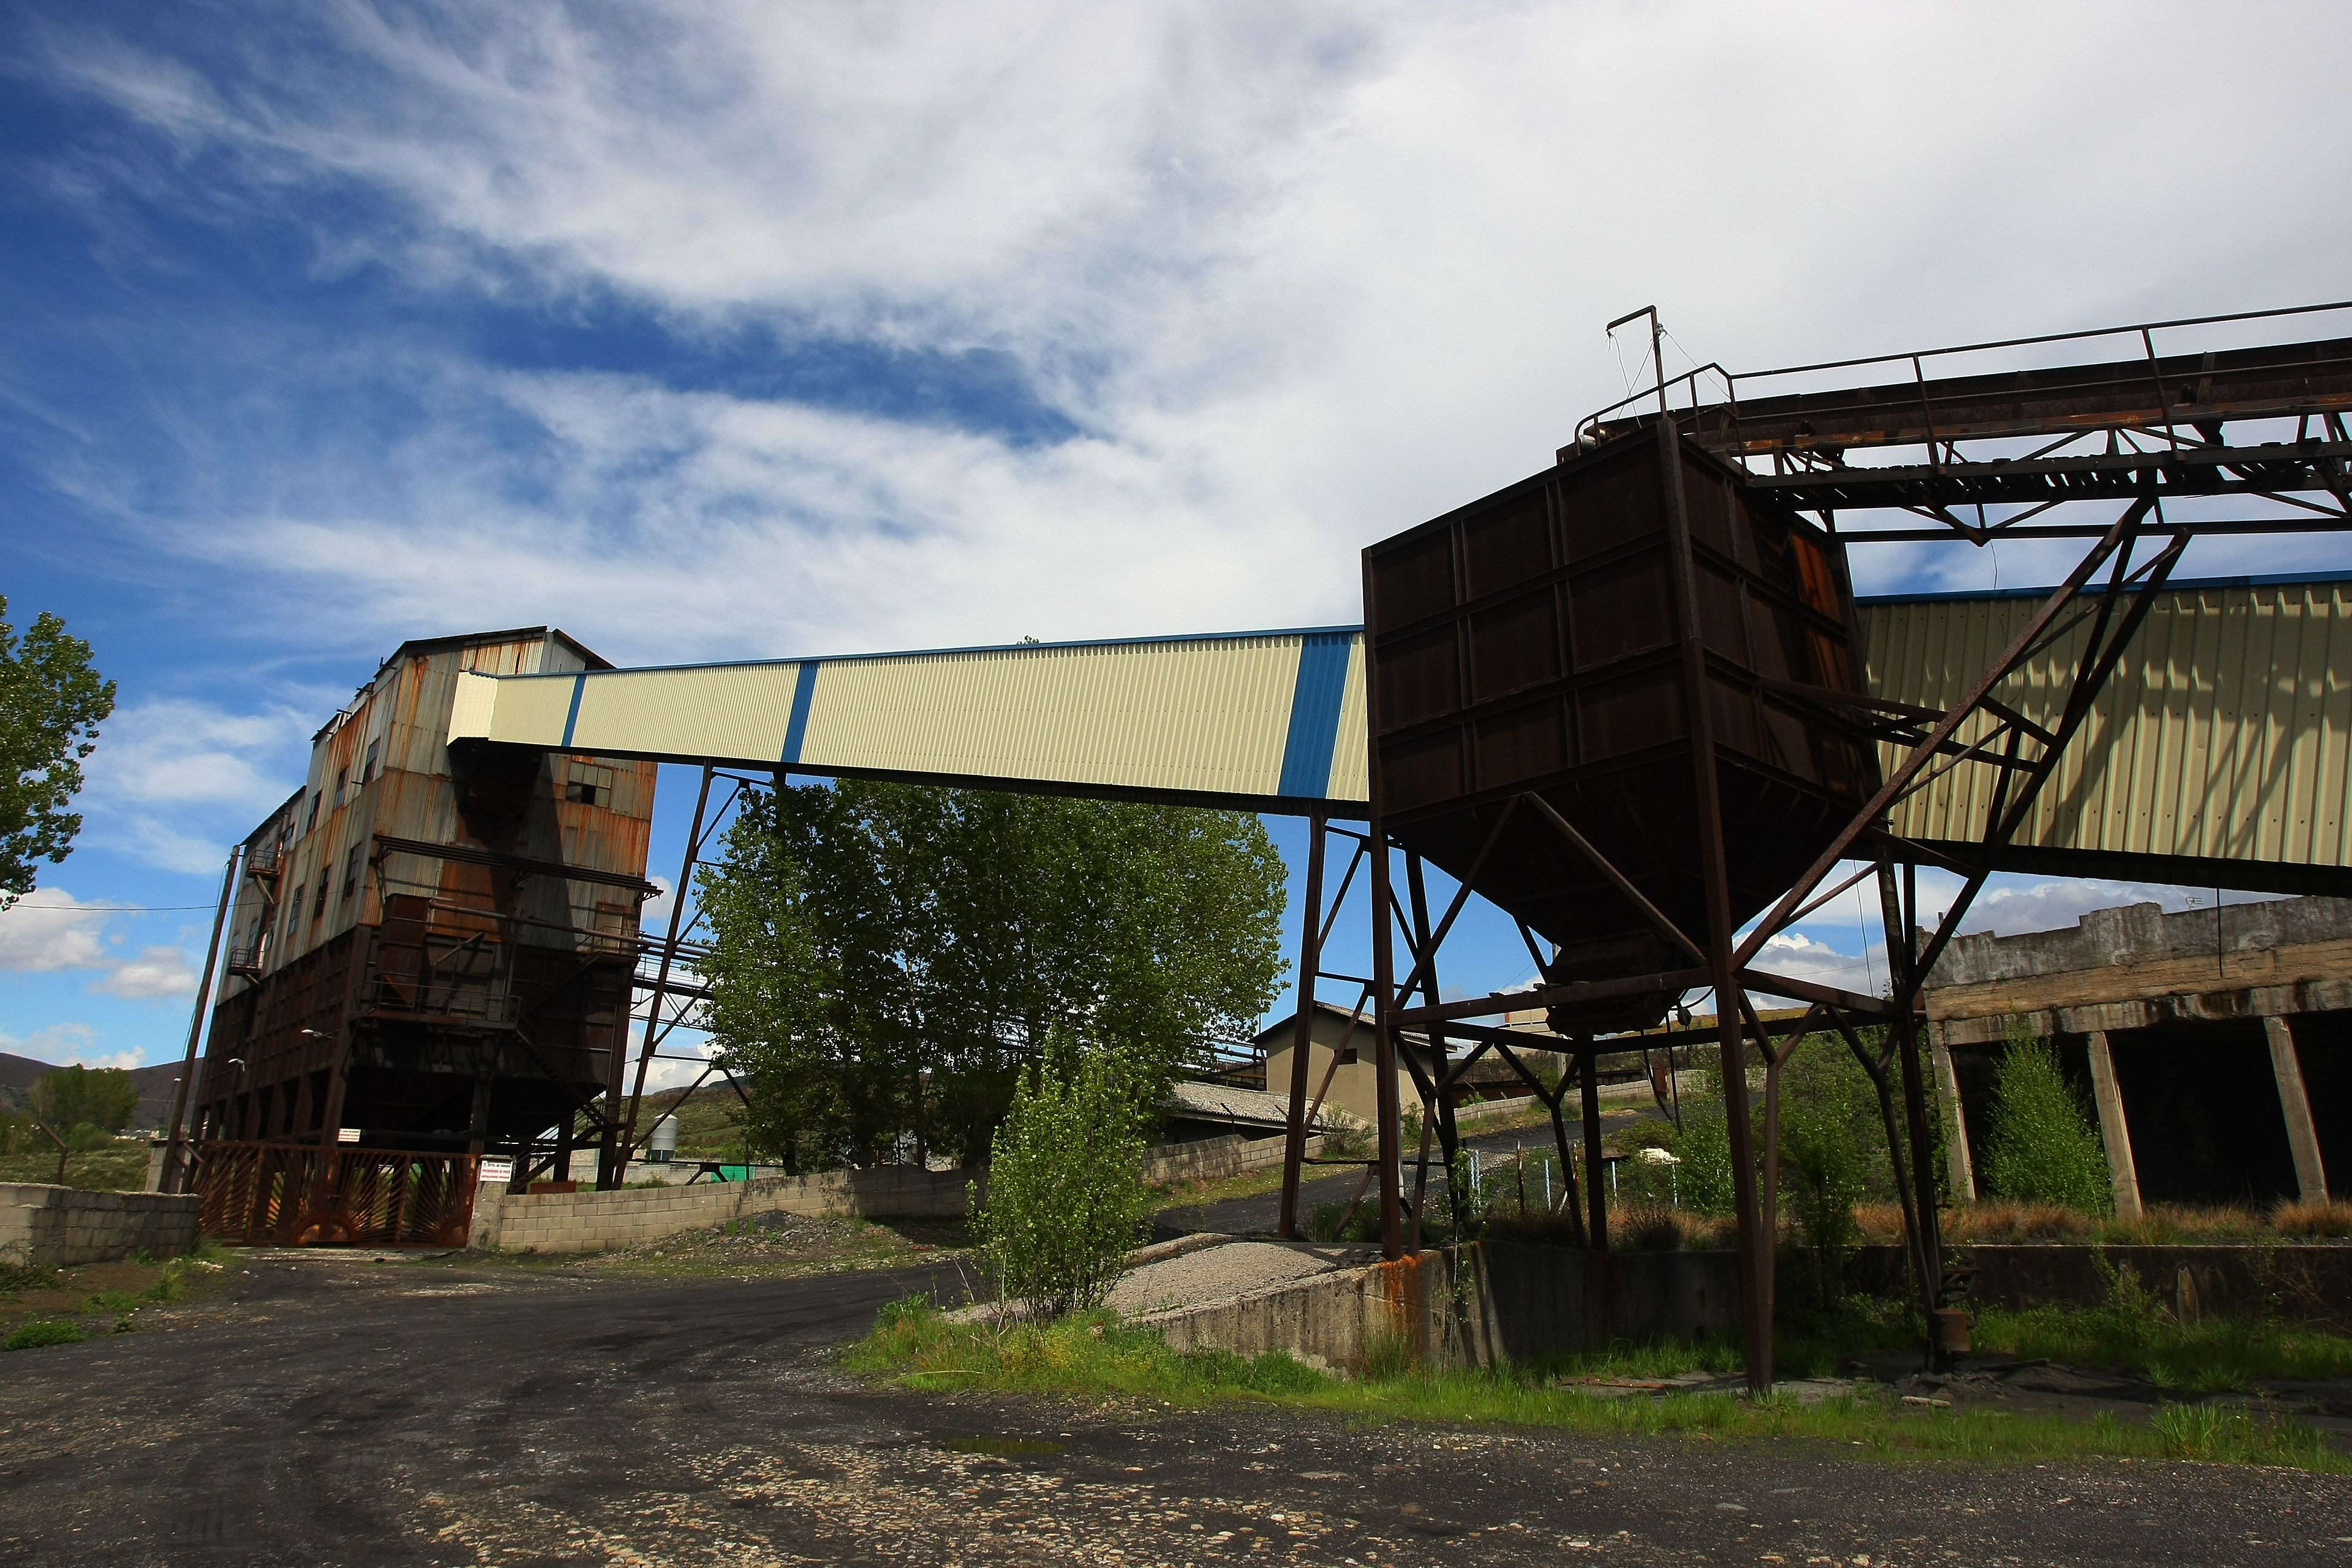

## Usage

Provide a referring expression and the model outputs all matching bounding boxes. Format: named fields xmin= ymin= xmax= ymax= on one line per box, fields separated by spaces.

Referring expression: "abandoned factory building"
xmin=1923 ymin=894 xmax=2351 ymax=1215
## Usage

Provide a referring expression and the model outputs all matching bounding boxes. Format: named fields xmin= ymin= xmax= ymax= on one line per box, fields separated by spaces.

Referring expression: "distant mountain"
xmin=0 ymin=1053 xmax=191 ymax=1131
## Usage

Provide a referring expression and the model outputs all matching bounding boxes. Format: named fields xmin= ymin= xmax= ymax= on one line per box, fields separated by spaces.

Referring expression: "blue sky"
xmin=4 ymin=2 xmax=2350 ymax=1077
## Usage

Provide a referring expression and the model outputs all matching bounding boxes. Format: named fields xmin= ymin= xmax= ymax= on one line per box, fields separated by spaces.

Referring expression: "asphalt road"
xmin=4 ymin=1251 xmax=2348 ymax=1566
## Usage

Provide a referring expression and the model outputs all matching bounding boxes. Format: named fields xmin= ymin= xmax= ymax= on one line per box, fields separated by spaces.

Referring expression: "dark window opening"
xmin=362 ymin=739 xmax=381 ymax=784
xmin=340 ymin=846 xmax=363 ymax=907
xmin=2108 ymin=1019 xmax=2299 ymax=1207
xmin=311 ymin=871 xmax=330 ymax=923
xmin=566 ymin=760 xmax=614 ymax=808
xmin=333 ymin=766 xmax=349 ymax=807
xmin=1338 ymin=1047 xmax=1361 ymax=1065
xmin=305 ymin=793 xmax=320 ymax=832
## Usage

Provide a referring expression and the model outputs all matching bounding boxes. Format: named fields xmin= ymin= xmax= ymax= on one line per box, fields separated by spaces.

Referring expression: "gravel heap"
xmin=1105 ymin=1240 xmax=1342 ymax=1318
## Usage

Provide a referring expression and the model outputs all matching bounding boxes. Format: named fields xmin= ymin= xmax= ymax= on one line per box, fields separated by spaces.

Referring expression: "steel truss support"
xmin=611 ymin=765 xmax=766 ymax=1188
xmin=1345 ymin=451 xmax=2189 ymax=1391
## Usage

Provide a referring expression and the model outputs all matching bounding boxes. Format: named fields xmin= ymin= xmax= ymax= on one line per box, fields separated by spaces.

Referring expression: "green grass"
xmin=0 ymin=1144 xmax=149 ymax=1192
xmin=847 ymin=1300 xmax=2348 ymax=1474
xmin=1973 ymin=1301 xmax=2352 ymax=1392
xmin=4 ymin=1318 xmax=87 ymax=1351
xmin=0 ymin=1261 xmax=64 ymax=1295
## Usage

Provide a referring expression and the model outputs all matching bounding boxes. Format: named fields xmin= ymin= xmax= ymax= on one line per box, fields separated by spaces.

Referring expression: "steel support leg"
xmin=616 ymin=764 xmax=717 ymax=1188
xmin=1279 ymin=815 xmax=1329 ymax=1238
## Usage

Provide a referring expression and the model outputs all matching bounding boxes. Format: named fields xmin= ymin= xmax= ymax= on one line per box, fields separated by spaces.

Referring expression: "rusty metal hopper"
xmin=1362 ymin=427 xmax=1877 ymax=1029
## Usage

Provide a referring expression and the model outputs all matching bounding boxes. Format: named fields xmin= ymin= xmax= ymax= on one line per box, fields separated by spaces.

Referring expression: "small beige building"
xmin=1256 ymin=1000 xmax=1569 ymax=1127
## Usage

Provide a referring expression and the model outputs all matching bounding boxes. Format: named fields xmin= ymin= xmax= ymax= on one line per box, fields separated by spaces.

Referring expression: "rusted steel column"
xmin=1369 ymin=833 xmax=1405 ymax=1259
xmin=1878 ymin=861 xmax=1945 ymax=1312
xmin=1655 ymin=413 xmax=1774 ymax=1391
xmin=1278 ymin=814 xmax=1328 ymax=1238
xmin=162 ymin=849 xmax=241 ymax=1195
xmin=2085 ymin=1030 xmax=2144 ymax=1219
xmin=1579 ymin=1048 xmax=1608 ymax=1252
xmin=1358 ymin=550 xmax=1405 ymax=1260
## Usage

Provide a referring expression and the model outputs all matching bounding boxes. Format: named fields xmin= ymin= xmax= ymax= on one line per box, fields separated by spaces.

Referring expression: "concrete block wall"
xmin=1143 ymin=1131 xmax=1323 ymax=1189
xmin=0 ymin=1183 xmax=202 ymax=1267
xmin=469 ymin=1163 xmax=969 ymax=1254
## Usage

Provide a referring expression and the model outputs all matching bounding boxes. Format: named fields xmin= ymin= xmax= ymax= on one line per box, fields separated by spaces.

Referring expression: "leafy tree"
xmin=0 ymin=598 xmax=117 ymax=910
xmin=701 ymin=779 xmax=1285 ymax=1171
xmin=28 ymin=1065 xmax=141 ymax=1142
xmin=971 ymin=1042 xmax=1151 ymax=1317
xmin=1981 ymin=1025 xmax=2112 ymax=1212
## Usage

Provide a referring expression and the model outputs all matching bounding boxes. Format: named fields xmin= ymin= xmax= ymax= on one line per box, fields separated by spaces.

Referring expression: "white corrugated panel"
xmin=799 ymin=636 xmax=1302 ymax=797
xmin=570 ymin=663 xmax=805 ymax=762
xmin=1863 ymin=581 xmax=2352 ymax=871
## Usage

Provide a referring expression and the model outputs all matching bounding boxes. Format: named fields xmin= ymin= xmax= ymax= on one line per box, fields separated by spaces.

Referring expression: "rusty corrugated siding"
xmin=1860 ymin=580 xmax=2352 ymax=871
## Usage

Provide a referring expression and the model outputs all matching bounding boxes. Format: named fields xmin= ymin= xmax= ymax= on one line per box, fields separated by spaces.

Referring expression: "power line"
xmin=3 ymin=902 xmax=219 ymax=913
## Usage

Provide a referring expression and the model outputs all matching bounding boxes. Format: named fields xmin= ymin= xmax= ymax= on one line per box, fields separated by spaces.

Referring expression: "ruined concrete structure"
xmin=1923 ymin=895 xmax=2351 ymax=1213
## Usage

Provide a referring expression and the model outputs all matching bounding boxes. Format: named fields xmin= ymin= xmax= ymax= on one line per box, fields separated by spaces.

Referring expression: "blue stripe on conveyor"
xmin=1276 ymin=632 xmax=1354 ymax=800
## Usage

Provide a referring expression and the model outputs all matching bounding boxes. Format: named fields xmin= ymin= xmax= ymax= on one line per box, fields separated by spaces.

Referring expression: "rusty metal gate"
xmin=191 ymin=1140 xmax=478 ymax=1247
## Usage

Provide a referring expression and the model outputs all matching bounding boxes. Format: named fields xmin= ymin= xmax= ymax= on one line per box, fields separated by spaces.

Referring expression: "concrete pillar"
xmin=1929 ymin=1033 xmax=1976 ymax=1202
xmin=2265 ymin=1016 xmax=2330 ymax=1203
xmin=2084 ymin=1031 xmax=2143 ymax=1220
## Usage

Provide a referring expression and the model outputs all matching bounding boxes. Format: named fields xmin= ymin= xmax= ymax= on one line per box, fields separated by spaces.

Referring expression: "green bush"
xmin=972 ymin=1047 xmax=1151 ymax=1318
xmin=1981 ymin=1027 xmax=2111 ymax=1212
xmin=4 ymin=1319 xmax=85 ymax=1351
xmin=1776 ymin=1042 xmax=1886 ymax=1304
xmin=1304 ymin=1199 xmax=1380 ymax=1243
xmin=1659 ymin=1093 xmax=1737 ymax=1215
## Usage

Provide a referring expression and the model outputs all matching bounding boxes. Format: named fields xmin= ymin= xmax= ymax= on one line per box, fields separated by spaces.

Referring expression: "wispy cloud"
xmin=90 ymin=945 xmax=200 ymax=1001
xmin=76 ymin=696 xmax=315 ymax=874
xmin=0 ymin=888 xmax=113 ymax=972
xmin=19 ymin=2 xmax=2347 ymax=670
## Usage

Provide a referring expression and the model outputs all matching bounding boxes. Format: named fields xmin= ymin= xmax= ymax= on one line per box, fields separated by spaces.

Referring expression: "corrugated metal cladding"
xmin=451 ymin=633 xmax=1371 ymax=811
xmin=1861 ymin=580 xmax=2352 ymax=871
xmin=442 ymin=584 xmax=2349 ymax=880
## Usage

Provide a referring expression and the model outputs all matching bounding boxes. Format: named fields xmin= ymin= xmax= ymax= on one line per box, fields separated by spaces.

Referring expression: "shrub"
xmin=1775 ymin=1042 xmax=1886 ymax=1302
xmin=1981 ymin=1027 xmax=2111 ymax=1212
xmin=4 ymin=1319 xmax=85 ymax=1351
xmin=971 ymin=1047 xmax=1151 ymax=1318
xmin=1305 ymin=1199 xmax=1380 ymax=1243
xmin=1664 ymin=1096 xmax=1737 ymax=1215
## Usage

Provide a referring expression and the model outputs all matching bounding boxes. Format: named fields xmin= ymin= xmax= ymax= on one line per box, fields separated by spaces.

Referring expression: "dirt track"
xmin=2 ymin=1250 xmax=2348 ymax=1566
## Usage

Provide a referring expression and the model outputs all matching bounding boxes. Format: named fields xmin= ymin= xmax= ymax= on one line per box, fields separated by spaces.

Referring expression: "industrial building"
xmin=1924 ymin=893 xmax=2351 ymax=1213
xmin=179 ymin=629 xmax=658 ymax=1244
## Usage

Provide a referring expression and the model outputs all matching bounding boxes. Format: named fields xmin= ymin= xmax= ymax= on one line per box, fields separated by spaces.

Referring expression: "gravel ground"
xmin=1105 ymin=1239 xmax=1348 ymax=1316
xmin=3 ymin=1250 xmax=2348 ymax=1566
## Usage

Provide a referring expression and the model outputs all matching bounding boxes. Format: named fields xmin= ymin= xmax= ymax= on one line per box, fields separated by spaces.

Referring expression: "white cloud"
xmin=76 ymin=696 xmax=314 ymax=874
xmin=1746 ymin=932 xmax=1885 ymax=1006
xmin=639 ymin=875 xmax=675 ymax=933
xmin=0 ymin=1023 xmax=139 ymax=1073
xmin=90 ymin=946 xmax=201 ymax=1001
xmin=31 ymin=4 xmax=2349 ymax=664
xmin=1918 ymin=872 xmax=2280 ymax=941
xmin=83 ymin=697 xmax=313 ymax=808
xmin=0 ymin=889 xmax=114 ymax=972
